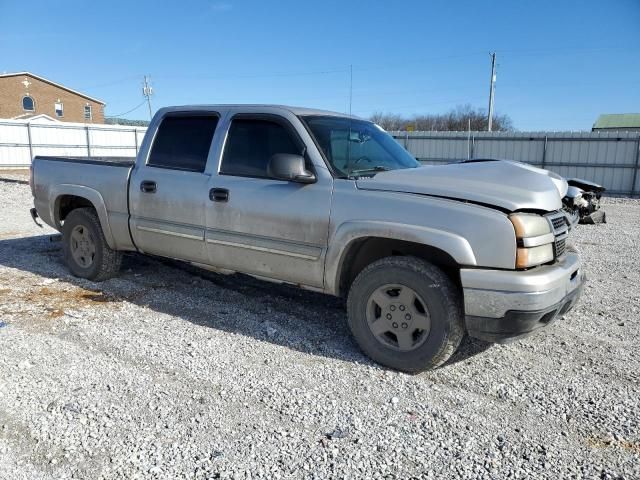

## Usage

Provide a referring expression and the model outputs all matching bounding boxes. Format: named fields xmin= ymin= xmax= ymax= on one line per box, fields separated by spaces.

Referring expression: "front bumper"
xmin=461 ymin=252 xmax=585 ymax=342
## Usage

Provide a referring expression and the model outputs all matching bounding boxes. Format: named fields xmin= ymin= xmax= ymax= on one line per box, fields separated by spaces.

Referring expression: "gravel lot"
xmin=0 ymin=172 xmax=638 ymax=479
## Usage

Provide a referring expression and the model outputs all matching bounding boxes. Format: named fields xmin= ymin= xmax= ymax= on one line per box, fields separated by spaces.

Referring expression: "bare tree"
xmin=370 ymin=105 xmax=514 ymax=132
xmin=370 ymin=112 xmax=405 ymax=131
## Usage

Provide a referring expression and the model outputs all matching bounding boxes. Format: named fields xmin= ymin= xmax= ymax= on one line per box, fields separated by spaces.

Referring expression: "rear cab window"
xmin=147 ymin=114 xmax=219 ymax=172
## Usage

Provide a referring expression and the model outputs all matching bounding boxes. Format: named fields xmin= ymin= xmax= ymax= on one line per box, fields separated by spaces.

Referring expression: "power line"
xmin=91 ymin=45 xmax=639 ymax=125
xmin=495 ymin=45 xmax=640 ymax=56
xmin=496 ymin=77 xmax=640 ymax=90
xmin=352 ymin=52 xmax=487 ymax=73
xmin=75 ymin=45 xmax=640 ymax=92
xmin=154 ymin=67 xmax=348 ymax=81
xmin=79 ymin=74 xmax=142 ymax=90
xmin=281 ymin=82 xmax=489 ymax=105
xmin=105 ymin=100 xmax=147 ymax=118
xmin=352 ymin=97 xmax=487 ymax=115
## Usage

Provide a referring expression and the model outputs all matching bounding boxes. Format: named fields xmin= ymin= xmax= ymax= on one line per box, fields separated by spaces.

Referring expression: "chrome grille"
xmin=554 ymin=238 xmax=566 ymax=257
xmin=551 ymin=216 xmax=566 ymax=231
xmin=545 ymin=211 xmax=569 ymax=260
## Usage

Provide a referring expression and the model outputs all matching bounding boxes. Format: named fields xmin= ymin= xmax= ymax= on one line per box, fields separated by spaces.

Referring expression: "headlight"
xmin=510 ymin=213 xmax=554 ymax=268
xmin=510 ymin=213 xmax=552 ymax=238
xmin=516 ymin=244 xmax=554 ymax=269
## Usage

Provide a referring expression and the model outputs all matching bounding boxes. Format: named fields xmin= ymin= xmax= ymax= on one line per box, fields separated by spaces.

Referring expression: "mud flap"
xmin=30 ymin=207 xmax=43 ymax=228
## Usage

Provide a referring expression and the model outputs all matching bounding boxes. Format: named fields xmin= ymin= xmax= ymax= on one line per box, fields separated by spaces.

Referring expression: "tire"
xmin=347 ymin=256 xmax=464 ymax=373
xmin=62 ymin=208 xmax=122 ymax=282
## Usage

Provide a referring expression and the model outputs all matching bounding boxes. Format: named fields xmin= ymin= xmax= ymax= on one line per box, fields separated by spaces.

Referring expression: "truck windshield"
xmin=301 ymin=115 xmax=420 ymax=178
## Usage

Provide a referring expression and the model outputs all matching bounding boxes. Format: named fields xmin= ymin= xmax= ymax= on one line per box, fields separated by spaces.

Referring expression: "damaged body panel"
xmin=356 ymin=160 xmax=567 ymax=213
xmin=564 ymin=178 xmax=607 ymax=224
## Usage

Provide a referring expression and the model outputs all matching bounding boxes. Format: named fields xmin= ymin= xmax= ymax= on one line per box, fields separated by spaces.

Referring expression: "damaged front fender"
xmin=562 ymin=178 xmax=606 ymax=225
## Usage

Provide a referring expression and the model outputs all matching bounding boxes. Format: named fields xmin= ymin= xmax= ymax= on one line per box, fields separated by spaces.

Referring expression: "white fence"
xmin=2 ymin=120 xmax=638 ymax=196
xmin=391 ymin=130 xmax=640 ymax=196
xmin=0 ymin=119 xmax=147 ymax=168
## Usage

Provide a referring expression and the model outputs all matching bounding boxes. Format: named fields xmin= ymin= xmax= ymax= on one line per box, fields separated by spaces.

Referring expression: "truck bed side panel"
xmin=33 ymin=156 xmax=136 ymax=251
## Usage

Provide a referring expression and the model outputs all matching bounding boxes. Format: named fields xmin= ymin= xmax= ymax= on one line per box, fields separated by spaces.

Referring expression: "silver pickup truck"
xmin=30 ymin=105 xmax=585 ymax=372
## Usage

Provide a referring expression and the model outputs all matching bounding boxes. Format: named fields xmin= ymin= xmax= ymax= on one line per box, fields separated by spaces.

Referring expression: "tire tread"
xmin=347 ymin=256 xmax=464 ymax=372
xmin=63 ymin=208 xmax=122 ymax=282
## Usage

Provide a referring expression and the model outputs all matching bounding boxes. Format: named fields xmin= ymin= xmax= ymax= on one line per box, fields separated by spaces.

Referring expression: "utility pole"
xmin=142 ymin=75 xmax=154 ymax=120
xmin=467 ymin=118 xmax=471 ymax=159
xmin=487 ymin=52 xmax=496 ymax=131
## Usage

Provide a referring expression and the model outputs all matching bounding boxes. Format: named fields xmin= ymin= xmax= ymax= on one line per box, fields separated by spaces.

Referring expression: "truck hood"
xmin=355 ymin=160 xmax=567 ymax=212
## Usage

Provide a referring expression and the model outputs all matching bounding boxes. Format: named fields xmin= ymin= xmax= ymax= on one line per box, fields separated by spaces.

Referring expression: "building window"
xmin=55 ymin=102 xmax=64 ymax=117
xmin=22 ymin=96 xmax=35 ymax=111
xmin=84 ymin=105 xmax=92 ymax=120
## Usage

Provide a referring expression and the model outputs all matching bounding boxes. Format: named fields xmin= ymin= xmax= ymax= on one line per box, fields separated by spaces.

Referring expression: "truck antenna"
xmin=348 ymin=64 xmax=353 ymax=117
xmin=487 ymin=53 xmax=496 ymax=131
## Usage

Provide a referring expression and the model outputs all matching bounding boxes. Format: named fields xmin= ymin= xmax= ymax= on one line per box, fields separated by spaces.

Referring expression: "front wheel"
xmin=62 ymin=208 xmax=122 ymax=282
xmin=347 ymin=256 xmax=464 ymax=373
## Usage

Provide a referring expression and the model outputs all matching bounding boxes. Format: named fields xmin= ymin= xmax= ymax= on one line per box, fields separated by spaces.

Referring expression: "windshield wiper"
xmin=348 ymin=166 xmax=390 ymax=178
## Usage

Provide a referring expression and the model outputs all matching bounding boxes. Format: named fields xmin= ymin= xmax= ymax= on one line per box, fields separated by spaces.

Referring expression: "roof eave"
xmin=0 ymin=71 xmax=105 ymax=104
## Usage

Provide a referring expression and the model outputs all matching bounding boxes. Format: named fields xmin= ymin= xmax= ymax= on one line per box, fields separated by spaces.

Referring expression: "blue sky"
xmin=1 ymin=0 xmax=638 ymax=131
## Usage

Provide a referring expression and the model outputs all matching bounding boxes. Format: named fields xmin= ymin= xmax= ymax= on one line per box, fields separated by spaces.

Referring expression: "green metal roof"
xmin=593 ymin=113 xmax=640 ymax=129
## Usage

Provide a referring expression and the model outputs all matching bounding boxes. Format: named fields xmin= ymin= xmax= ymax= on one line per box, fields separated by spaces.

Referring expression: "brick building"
xmin=0 ymin=72 xmax=105 ymax=124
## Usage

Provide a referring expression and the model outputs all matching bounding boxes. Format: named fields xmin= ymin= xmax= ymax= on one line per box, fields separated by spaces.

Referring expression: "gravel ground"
xmin=0 ymin=174 xmax=638 ymax=479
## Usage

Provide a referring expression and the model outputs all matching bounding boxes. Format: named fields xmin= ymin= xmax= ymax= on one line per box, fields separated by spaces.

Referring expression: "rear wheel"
xmin=347 ymin=256 xmax=464 ymax=372
xmin=62 ymin=208 xmax=122 ymax=281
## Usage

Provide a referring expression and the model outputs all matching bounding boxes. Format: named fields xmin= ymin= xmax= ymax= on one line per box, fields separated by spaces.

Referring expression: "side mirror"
xmin=267 ymin=154 xmax=316 ymax=184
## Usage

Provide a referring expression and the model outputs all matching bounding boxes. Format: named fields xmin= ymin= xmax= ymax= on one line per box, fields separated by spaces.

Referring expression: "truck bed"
xmin=32 ymin=155 xmax=136 ymax=251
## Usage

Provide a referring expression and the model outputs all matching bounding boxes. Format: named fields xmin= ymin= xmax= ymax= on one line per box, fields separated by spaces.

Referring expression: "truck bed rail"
xmin=33 ymin=156 xmax=135 ymax=167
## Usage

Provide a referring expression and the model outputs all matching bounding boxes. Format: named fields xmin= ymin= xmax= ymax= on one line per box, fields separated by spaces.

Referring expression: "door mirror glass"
xmin=267 ymin=154 xmax=316 ymax=184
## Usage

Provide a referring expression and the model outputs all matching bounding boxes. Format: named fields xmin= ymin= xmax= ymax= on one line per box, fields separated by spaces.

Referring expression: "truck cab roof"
xmin=156 ymin=104 xmax=360 ymax=119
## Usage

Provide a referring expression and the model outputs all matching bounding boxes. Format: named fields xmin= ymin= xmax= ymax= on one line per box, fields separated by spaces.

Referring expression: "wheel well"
xmin=56 ymin=195 xmax=95 ymax=224
xmin=338 ymin=237 xmax=461 ymax=297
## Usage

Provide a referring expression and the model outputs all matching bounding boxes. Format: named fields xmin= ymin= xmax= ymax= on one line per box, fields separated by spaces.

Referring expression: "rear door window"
xmin=147 ymin=115 xmax=219 ymax=172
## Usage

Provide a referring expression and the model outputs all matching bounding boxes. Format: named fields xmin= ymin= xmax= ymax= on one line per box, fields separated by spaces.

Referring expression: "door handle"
xmin=209 ymin=188 xmax=229 ymax=202
xmin=140 ymin=180 xmax=157 ymax=193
